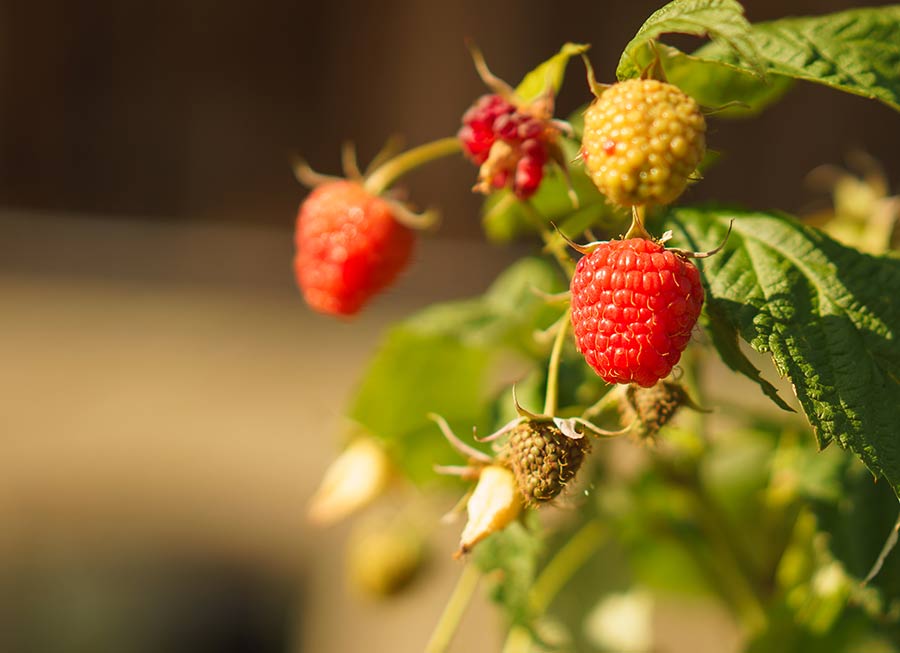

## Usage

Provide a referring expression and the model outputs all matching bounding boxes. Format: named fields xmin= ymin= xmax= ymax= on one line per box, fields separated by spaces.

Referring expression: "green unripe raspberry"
xmin=502 ymin=422 xmax=590 ymax=506
xmin=620 ymin=380 xmax=690 ymax=439
xmin=582 ymin=79 xmax=706 ymax=206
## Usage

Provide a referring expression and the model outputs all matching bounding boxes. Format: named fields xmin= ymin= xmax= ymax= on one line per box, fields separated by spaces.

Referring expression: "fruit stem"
xmin=543 ymin=309 xmax=571 ymax=416
xmin=500 ymin=520 xmax=607 ymax=652
xmin=364 ymin=137 xmax=462 ymax=196
xmin=665 ymin=354 xmax=769 ymax=634
xmin=624 ymin=205 xmax=653 ymax=240
xmin=424 ymin=561 xmax=482 ymax=653
xmin=519 ymin=200 xmax=575 ymax=275
xmin=581 ymin=385 xmax=624 ymax=422
xmin=529 ymin=519 xmax=606 ymax=614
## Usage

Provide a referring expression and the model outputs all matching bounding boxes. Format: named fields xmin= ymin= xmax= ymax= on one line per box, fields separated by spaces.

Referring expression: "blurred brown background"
xmin=0 ymin=1 xmax=897 ymax=652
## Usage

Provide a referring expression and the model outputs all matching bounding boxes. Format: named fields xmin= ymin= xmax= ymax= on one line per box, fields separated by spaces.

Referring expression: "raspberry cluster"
xmin=582 ymin=79 xmax=706 ymax=206
xmin=570 ymin=238 xmax=704 ymax=387
xmin=458 ymin=94 xmax=551 ymax=199
xmin=294 ymin=181 xmax=414 ymax=317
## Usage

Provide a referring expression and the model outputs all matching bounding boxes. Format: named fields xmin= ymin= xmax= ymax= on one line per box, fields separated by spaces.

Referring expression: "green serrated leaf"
xmin=617 ymin=0 xmax=761 ymax=81
xmin=654 ymin=43 xmax=794 ymax=117
xmin=695 ymin=6 xmax=900 ymax=112
xmin=669 ymin=207 xmax=900 ymax=495
xmin=701 ymin=299 xmax=794 ymax=411
xmin=516 ymin=42 xmax=589 ymax=103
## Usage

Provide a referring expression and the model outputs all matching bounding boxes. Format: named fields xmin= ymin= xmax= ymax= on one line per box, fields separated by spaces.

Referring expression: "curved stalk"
xmin=543 ymin=309 xmax=571 ymax=416
xmin=624 ymin=205 xmax=652 ymax=240
xmin=364 ymin=137 xmax=462 ymax=195
xmin=501 ymin=520 xmax=607 ymax=652
xmin=425 ymin=562 xmax=482 ymax=653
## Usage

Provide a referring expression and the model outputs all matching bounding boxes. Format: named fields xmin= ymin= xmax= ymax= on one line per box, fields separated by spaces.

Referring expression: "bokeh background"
xmin=1 ymin=1 xmax=898 ymax=652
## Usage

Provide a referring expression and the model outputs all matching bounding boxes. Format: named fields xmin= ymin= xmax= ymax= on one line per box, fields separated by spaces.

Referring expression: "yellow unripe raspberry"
xmin=582 ymin=79 xmax=706 ymax=206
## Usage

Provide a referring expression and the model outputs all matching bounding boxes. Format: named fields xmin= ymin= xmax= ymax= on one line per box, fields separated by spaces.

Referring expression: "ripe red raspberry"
xmin=570 ymin=238 xmax=704 ymax=387
xmin=294 ymin=180 xmax=414 ymax=317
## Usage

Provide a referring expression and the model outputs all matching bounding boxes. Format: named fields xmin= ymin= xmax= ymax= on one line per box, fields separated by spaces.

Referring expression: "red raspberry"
xmin=459 ymin=94 xmax=516 ymax=164
xmin=458 ymin=93 xmax=553 ymax=200
xmin=294 ymin=181 xmax=414 ymax=317
xmin=570 ymin=238 xmax=704 ymax=387
xmin=514 ymin=154 xmax=545 ymax=198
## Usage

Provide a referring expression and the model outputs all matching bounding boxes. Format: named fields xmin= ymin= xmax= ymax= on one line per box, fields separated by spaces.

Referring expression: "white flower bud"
xmin=308 ymin=439 xmax=391 ymax=525
xmin=457 ymin=465 xmax=521 ymax=557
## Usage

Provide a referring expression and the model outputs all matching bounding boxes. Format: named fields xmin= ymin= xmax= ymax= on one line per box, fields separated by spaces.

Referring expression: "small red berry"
xmin=294 ymin=181 xmax=414 ymax=317
xmin=459 ymin=94 xmax=516 ymax=163
xmin=459 ymin=90 xmax=558 ymax=200
xmin=514 ymin=155 xmax=544 ymax=198
xmin=570 ymin=238 xmax=704 ymax=387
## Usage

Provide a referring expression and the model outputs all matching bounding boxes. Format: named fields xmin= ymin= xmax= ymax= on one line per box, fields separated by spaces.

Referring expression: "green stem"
xmin=624 ymin=205 xmax=652 ymax=240
xmin=364 ymin=137 xmax=461 ymax=195
xmin=424 ymin=562 xmax=481 ymax=653
xmin=500 ymin=520 xmax=607 ymax=652
xmin=529 ymin=520 xmax=606 ymax=614
xmin=680 ymin=348 xmax=707 ymax=444
xmin=543 ymin=310 xmax=571 ymax=416
xmin=500 ymin=626 xmax=533 ymax=653
xmin=690 ymin=492 xmax=768 ymax=633
xmin=665 ymin=352 xmax=768 ymax=634
xmin=519 ymin=200 xmax=576 ymax=276
xmin=581 ymin=386 xmax=624 ymax=423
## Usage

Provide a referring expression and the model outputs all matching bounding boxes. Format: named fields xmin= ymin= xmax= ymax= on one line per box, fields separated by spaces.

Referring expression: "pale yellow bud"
xmin=346 ymin=520 xmax=426 ymax=598
xmin=308 ymin=439 xmax=391 ymax=525
xmin=457 ymin=466 xmax=521 ymax=557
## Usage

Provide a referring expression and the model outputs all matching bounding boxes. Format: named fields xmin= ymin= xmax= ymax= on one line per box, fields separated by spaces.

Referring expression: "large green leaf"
xmin=693 ymin=6 xmax=900 ymax=112
xmin=347 ymin=328 xmax=495 ymax=486
xmin=668 ymin=207 xmax=900 ymax=494
xmin=655 ymin=43 xmax=794 ymax=117
xmin=617 ymin=0 xmax=761 ymax=80
xmin=701 ymin=300 xmax=794 ymax=411
xmin=516 ymin=42 xmax=589 ymax=103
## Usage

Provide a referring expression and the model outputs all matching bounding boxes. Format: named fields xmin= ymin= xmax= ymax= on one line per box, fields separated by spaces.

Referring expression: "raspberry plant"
xmin=297 ymin=2 xmax=900 ymax=651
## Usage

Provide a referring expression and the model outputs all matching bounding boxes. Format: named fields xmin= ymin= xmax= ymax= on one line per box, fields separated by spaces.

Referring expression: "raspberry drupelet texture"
xmin=501 ymin=422 xmax=589 ymax=506
xmin=458 ymin=93 xmax=556 ymax=200
xmin=458 ymin=94 xmax=517 ymax=165
xmin=570 ymin=238 xmax=704 ymax=387
xmin=294 ymin=180 xmax=414 ymax=317
xmin=582 ymin=79 xmax=706 ymax=206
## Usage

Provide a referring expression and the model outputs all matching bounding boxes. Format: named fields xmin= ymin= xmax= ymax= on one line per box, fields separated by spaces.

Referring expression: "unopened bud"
xmin=620 ymin=381 xmax=697 ymax=440
xmin=457 ymin=466 xmax=521 ymax=558
xmin=308 ymin=439 xmax=391 ymax=525
xmin=346 ymin=519 xmax=427 ymax=598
